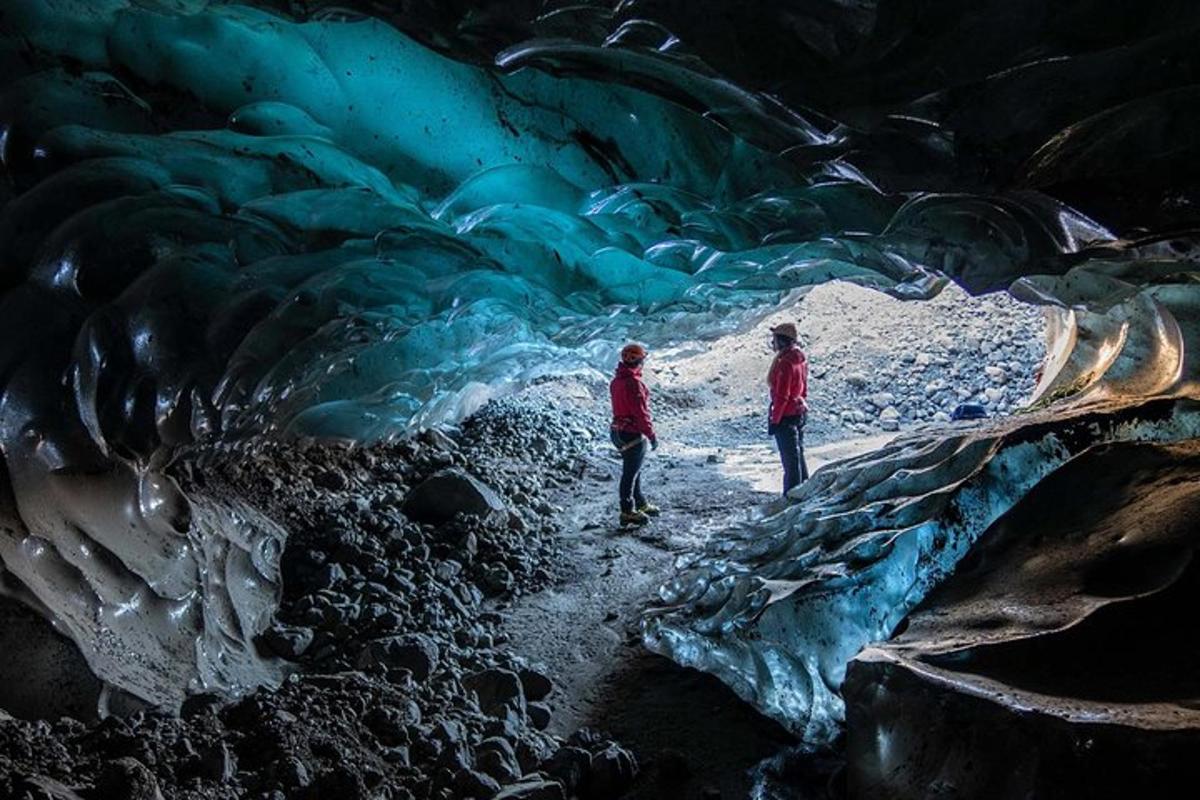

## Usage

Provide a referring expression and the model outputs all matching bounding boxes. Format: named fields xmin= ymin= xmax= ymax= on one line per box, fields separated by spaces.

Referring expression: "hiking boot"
xmin=636 ymin=503 xmax=661 ymax=517
xmin=620 ymin=510 xmax=650 ymax=526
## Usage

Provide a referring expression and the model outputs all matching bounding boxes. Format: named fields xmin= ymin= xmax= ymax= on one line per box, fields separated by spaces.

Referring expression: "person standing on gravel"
xmin=610 ymin=343 xmax=661 ymax=526
xmin=768 ymin=322 xmax=810 ymax=494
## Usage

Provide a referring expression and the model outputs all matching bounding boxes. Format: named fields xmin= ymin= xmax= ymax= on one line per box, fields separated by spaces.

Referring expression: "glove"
xmin=650 ymin=436 xmax=659 ymax=451
xmin=767 ymin=422 xmax=778 ymax=436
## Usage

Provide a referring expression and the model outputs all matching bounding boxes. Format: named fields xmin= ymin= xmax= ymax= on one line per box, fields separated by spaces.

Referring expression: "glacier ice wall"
xmin=2 ymin=0 xmax=1200 ymax=715
xmin=644 ymin=235 xmax=1200 ymax=744
xmin=644 ymin=398 xmax=1200 ymax=741
xmin=844 ymin=438 xmax=1200 ymax=798
xmin=0 ymin=0 xmax=923 ymax=709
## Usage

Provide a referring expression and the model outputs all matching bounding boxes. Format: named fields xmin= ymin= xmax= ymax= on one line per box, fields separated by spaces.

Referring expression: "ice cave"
xmin=2 ymin=1 xmax=1199 ymax=798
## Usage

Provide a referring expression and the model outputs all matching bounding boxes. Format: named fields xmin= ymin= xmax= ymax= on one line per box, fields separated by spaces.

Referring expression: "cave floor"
xmin=496 ymin=376 xmax=891 ymax=798
xmin=491 ymin=283 xmax=1026 ymax=797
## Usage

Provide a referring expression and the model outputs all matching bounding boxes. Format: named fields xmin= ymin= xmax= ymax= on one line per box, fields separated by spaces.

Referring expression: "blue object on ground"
xmin=951 ymin=403 xmax=989 ymax=420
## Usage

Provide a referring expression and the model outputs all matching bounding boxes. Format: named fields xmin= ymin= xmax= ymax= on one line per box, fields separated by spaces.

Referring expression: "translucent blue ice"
xmin=4 ymin=0 xmax=1194 ymax=722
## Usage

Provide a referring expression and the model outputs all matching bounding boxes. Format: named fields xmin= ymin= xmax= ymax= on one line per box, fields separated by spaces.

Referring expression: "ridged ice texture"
xmin=0 ymin=0 xmax=918 ymax=709
xmin=1 ymin=0 xmax=1198 ymax=712
xmin=644 ymin=399 xmax=1200 ymax=742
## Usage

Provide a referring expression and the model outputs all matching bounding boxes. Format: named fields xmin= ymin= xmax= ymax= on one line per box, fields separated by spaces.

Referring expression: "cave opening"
xmin=3 ymin=1 xmax=1200 ymax=799
xmin=645 ymin=281 xmax=1048 ymax=492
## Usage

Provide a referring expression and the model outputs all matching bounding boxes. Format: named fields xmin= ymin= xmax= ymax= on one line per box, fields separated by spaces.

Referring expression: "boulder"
xmin=92 ymin=758 xmax=165 ymax=800
xmin=480 ymin=562 xmax=515 ymax=596
xmin=199 ymin=742 xmax=238 ymax=783
xmin=313 ymin=468 xmax=348 ymax=491
xmin=356 ymin=634 xmax=439 ymax=680
xmin=585 ymin=744 xmax=639 ymax=799
xmin=545 ymin=746 xmax=592 ymax=791
xmin=272 ymin=756 xmax=312 ymax=789
xmin=453 ymin=768 xmax=501 ymax=799
xmin=403 ymin=468 xmax=505 ymax=524
xmin=494 ymin=780 xmax=567 ymax=800
xmin=13 ymin=775 xmax=85 ymax=800
xmin=476 ymin=738 xmax=521 ymax=782
xmin=261 ymin=625 xmax=314 ymax=659
xmin=464 ymin=668 xmax=526 ymax=719
xmin=526 ymin=701 xmax=552 ymax=730
xmin=517 ymin=667 xmax=554 ymax=702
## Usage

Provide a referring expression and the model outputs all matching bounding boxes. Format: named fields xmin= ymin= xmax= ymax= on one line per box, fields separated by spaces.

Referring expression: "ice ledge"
xmin=643 ymin=396 xmax=1200 ymax=743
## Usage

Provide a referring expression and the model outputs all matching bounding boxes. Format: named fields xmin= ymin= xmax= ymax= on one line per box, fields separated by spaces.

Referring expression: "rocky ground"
xmin=1 ymin=396 xmax=637 ymax=800
xmin=0 ymin=282 xmax=1046 ymax=800
xmin=651 ymin=281 xmax=1047 ymax=449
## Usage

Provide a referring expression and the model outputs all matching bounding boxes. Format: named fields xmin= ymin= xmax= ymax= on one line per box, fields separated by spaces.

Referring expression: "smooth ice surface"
xmin=3 ymin=0 xmax=1200 ymax=715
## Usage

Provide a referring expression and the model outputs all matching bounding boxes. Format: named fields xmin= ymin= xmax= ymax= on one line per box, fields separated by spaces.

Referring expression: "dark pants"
xmin=773 ymin=413 xmax=809 ymax=495
xmin=611 ymin=431 xmax=648 ymax=512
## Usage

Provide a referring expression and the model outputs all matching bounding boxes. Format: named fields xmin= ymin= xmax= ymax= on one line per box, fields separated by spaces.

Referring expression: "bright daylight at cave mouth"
xmin=1 ymin=2 xmax=1199 ymax=799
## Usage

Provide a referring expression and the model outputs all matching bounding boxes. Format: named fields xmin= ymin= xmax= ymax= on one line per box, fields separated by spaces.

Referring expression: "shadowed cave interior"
xmin=3 ymin=1 xmax=1200 ymax=799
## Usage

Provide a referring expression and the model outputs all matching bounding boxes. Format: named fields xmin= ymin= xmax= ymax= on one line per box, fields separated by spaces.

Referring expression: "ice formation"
xmin=845 ymin=437 xmax=1200 ymax=797
xmin=1 ymin=0 xmax=1199 ymax=740
xmin=644 ymin=397 xmax=1200 ymax=741
xmin=0 ymin=0 xmax=906 ymax=709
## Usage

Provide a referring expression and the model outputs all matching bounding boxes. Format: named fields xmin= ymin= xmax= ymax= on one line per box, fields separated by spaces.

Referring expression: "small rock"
xmin=845 ymin=372 xmax=869 ymax=390
xmin=261 ymin=625 xmax=314 ymax=659
xmin=313 ymin=468 xmax=348 ymax=491
xmin=200 ymin=742 xmax=237 ymax=783
xmin=866 ymin=392 xmax=896 ymax=410
xmin=317 ymin=562 xmax=347 ymax=588
xmin=527 ymin=701 xmax=552 ymax=730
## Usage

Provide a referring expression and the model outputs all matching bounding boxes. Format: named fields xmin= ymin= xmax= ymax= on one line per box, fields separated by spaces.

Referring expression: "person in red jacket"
xmin=767 ymin=322 xmax=809 ymax=495
xmin=610 ymin=342 xmax=660 ymax=525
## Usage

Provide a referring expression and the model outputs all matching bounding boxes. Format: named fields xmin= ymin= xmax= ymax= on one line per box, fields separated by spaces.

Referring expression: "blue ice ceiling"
xmin=3 ymin=0 xmax=1200 ymax=731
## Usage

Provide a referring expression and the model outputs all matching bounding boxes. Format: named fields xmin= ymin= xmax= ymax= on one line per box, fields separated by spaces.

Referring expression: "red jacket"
xmin=769 ymin=347 xmax=808 ymax=424
xmin=610 ymin=363 xmax=656 ymax=439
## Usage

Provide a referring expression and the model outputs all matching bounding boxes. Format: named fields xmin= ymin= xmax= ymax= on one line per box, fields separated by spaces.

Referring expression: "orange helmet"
xmin=770 ymin=322 xmax=799 ymax=341
xmin=620 ymin=343 xmax=647 ymax=363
